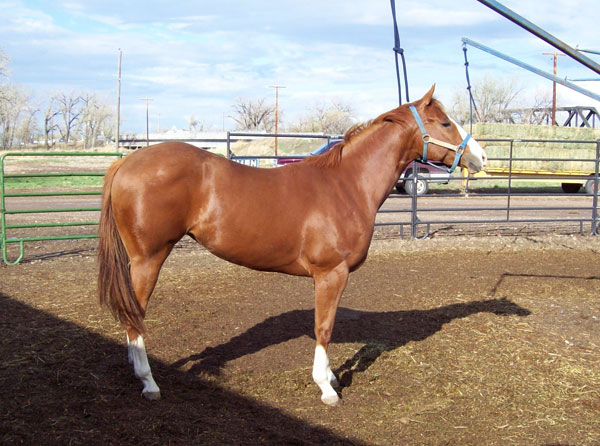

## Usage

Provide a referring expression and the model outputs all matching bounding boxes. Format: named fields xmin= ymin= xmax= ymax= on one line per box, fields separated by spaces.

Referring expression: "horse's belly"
xmin=205 ymin=239 xmax=308 ymax=276
xmin=188 ymin=220 xmax=308 ymax=275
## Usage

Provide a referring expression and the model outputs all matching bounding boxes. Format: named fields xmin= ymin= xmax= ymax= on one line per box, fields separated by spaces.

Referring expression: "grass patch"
xmin=3 ymin=175 xmax=104 ymax=190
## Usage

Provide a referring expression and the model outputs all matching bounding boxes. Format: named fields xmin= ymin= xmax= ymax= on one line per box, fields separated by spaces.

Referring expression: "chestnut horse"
xmin=98 ymin=86 xmax=486 ymax=405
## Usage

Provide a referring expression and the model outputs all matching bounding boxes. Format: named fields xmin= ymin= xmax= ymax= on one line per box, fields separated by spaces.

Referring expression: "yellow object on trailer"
xmin=473 ymin=122 xmax=599 ymax=194
xmin=484 ymin=166 xmax=598 ymax=194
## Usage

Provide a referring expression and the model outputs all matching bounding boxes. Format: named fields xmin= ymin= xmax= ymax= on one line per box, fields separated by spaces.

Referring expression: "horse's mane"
xmin=302 ymin=103 xmax=418 ymax=168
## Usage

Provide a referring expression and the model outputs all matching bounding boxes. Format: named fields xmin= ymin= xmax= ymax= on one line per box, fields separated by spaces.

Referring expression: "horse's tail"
xmin=98 ymin=158 xmax=146 ymax=334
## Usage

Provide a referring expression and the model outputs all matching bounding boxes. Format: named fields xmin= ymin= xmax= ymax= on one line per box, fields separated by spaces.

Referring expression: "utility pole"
xmin=140 ymin=98 xmax=153 ymax=147
xmin=543 ymin=52 xmax=565 ymax=125
xmin=269 ymin=85 xmax=285 ymax=156
xmin=115 ymin=49 xmax=122 ymax=151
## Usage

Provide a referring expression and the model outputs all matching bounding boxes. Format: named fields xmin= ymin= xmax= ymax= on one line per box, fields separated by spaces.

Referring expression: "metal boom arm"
xmin=462 ymin=37 xmax=600 ymax=103
xmin=476 ymin=0 xmax=600 ymax=76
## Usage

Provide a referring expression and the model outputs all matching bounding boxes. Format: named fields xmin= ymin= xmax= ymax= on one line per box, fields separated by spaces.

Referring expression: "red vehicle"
xmin=275 ymin=139 xmax=341 ymax=166
xmin=276 ymin=139 xmax=452 ymax=195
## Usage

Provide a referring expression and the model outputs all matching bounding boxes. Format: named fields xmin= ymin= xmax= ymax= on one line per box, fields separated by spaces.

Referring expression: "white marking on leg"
xmin=312 ymin=345 xmax=339 ymax=406
xmin=126 ymin=333 xmax=133 ymax=364
xmin=127 ymin=335 xmax=161 ymax=399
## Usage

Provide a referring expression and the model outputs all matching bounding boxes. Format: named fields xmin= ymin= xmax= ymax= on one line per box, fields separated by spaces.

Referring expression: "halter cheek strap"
xmin=409 ymin=105 xmax=471 ymax=173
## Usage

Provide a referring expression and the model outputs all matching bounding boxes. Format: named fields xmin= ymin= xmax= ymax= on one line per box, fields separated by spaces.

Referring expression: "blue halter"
xmin=409 ymin=105 xmax=471 ymax=173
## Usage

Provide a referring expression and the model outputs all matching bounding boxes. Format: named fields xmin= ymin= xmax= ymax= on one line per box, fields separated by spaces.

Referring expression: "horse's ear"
xmin=419 ymin=85 xmax=436 ymax=107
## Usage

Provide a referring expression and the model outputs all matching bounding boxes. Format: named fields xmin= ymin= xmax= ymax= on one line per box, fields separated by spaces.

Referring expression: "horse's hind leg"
xmin=126 ymin=330 xmax=160 ymax=400
xmin=126 ymin=248 xmax=173 ymax=400
xmin=312 ymin=263 xmax=349 ymax=406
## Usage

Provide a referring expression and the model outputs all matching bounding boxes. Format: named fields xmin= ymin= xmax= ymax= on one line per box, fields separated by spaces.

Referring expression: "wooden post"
xmin=543 ymin=52 xmax=565 ymax=125
xmin=269 ymin=85 xmax=285 ymax=156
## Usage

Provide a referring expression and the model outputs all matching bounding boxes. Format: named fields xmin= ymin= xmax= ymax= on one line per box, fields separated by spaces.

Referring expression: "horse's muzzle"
xmin=463 ymin=152 xmax=485 ymax=174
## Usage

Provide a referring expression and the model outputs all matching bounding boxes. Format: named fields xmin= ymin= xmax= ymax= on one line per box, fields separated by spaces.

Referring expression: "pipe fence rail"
xmin=1 ymin=136 xmax=598 ymax=265
xmin=376 ymin=137 xmax=599 ymax=238
xmin=225 ymin=133 xmax=599 ymax=239
xmin=0 ymin=152 xmax=124 ymax=265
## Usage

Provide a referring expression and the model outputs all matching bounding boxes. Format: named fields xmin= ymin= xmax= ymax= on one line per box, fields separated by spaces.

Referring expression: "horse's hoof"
xmin=142 ymin=391 xmax=161 ymax=401
xmin=321 ymin=394 xmax=340 ymax=406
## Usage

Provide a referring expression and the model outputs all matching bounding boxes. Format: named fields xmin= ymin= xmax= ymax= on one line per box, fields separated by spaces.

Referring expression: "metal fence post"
xmin=226 ymin=132 xmax=232 ymax=159
xmin=0 ymin=154 xmax=6 ymax=259
xmin=592 ymin=140 xmax=599 ymax=235
xmin=410 ymin=160 xmax=418 ymax=238
xmin=506 ymin=140 xmax=514 ymax=221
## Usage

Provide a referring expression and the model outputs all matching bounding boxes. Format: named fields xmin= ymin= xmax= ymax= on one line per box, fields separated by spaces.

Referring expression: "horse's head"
xmin=408 ymin=85 xmax=487 ymax=173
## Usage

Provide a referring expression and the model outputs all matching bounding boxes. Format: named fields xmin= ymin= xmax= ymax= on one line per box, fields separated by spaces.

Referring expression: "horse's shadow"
xmin=171 ymin=297 xmax=530 ymax=388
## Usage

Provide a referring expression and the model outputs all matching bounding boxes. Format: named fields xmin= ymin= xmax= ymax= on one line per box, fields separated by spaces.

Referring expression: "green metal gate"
xmin=0 ymin=152 xmax=124 ymax=265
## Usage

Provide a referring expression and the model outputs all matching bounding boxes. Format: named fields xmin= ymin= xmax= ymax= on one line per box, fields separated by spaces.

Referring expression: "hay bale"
xmin=230 ymin=137 xmax=329 ymax=158
xmin=473 ymin=123 xmax=600 ymax=173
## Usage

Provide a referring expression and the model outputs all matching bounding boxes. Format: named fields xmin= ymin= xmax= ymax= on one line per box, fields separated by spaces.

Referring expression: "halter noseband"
xmin=409 ymin=105 xmax=471 ymax=173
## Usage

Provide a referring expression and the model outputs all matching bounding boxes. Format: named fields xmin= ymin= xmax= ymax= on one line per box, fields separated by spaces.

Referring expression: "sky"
xmin=1 ymin=0 xmax=599 ymax=134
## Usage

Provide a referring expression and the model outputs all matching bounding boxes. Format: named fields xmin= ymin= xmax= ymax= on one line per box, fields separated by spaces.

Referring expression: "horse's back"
xmin=117 ymin=142 xmax=214 ymax=176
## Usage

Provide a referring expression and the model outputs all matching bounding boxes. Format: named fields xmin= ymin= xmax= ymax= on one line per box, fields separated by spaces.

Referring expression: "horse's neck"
xmin=341 ymin=123 xmax=416 ymax=215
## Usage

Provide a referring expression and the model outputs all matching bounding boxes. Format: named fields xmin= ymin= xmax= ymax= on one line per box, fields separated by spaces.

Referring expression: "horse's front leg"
xmin=312 ymin=263 xmax=349 ymax=406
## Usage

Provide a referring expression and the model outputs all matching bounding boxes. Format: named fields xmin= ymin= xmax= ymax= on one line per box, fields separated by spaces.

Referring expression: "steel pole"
xmin=115 ymin=49 xmax=122 ymax=151
xmin=462 ymin=38 xmax=600 ymax=102
xmin=476 ymin=0 xmax=600 ymax=75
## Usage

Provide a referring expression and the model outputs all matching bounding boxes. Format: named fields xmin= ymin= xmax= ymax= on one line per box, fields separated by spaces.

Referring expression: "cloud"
xmin=397 ymin=3 xmax=495 ymax=27
xmin=0 ymin=1 xmax=65 ymax=34
xmin=0 ymin=0 xmax=598 ymax=132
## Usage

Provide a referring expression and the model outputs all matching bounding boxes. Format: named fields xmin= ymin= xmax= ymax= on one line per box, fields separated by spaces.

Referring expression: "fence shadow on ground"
xmin=173 ymin=298 xmax=531 ymax=390
xmin=490 ymin=272 xmax=600 ymax=297
xmin=0 ymin=292 xmax=361 ymax=446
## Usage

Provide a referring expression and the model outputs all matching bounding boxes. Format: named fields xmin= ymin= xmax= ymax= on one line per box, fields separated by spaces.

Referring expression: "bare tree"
xmin=523 ymin=90 xmax=553 ymax=125
xmin=0 ymin=84 xmax=36 ymax=150
xmin=0 ymin=48 xmax=8 ymax=80
xmin=0 ymin=50 xmax=38 ymax=149
xmin=54 ymin=91 xmax=83 ymax=144
xmin=450 ymin=76 xmax=523 ymax=124
xmin=188 ymin=115 xmax=205 ymax=133
xmin=100 ymin=117 xmax=114 ymax=145
xmin=79 ymin=93 xmax=113 ymax=149
xmin=16 ymin=104 xmax=39 ymax=149
xmin=43 ymin=96 xmax=60 ymax=149
xmin=292 ymin=99 xmax=356 ymax=134
xmin=0 ymin=85 xmax=15 ymax=149
xmin=231 ymin=97 xmax=275 ymax=131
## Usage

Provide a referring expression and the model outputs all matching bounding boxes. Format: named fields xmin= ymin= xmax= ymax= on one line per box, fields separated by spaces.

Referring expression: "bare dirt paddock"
xmin=1 ymin=235 xmax=599 ymax=445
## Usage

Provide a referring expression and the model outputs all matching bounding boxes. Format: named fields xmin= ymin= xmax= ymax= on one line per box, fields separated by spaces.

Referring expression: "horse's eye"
xmin=441 ymin=121 xmax=451 ymax=128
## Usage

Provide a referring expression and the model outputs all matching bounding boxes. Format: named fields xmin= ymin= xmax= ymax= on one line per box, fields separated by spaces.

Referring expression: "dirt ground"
xmin=1 ymin=234 xmax=599 ymax=445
